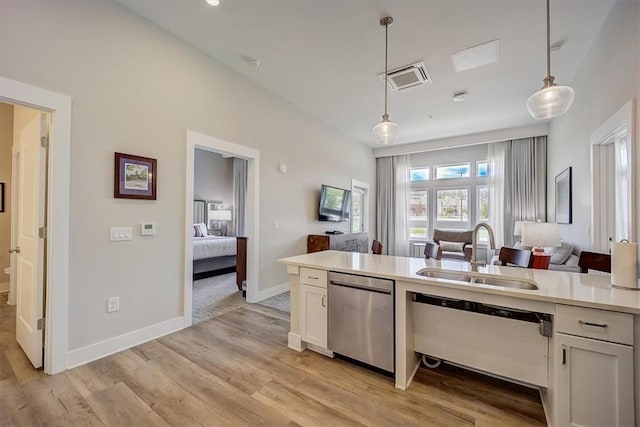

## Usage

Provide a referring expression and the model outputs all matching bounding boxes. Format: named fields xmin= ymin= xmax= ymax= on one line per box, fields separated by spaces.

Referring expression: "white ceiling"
xmin=115 ymin=0 xmax=617 ymax=148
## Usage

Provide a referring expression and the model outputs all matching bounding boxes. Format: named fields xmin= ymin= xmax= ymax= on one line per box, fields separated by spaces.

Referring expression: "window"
xmin=351 ymin=179 xmax=369 ymax=233
xmin=435 ymin=163 xmax=470 ymax=179
xmin=436 ymin=188 xmax=469 ymax=222
xmin=409 ymin=190 xmax=429 ymax=238
xmin=410 ymin=167 xmax=430 ymax=181
xmin=477 ymin=186 xmax=489 ymax=222
xmin=477 ymin=160 xmax=488 ymax=177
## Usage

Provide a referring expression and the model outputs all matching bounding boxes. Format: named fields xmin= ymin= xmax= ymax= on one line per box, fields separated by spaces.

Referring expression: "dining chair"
xmin=424 ymin=242 xmax=442 ymax=260
xmin=371 ymin=239 xmax=383 ymax=255
xmin=498 ymin=247 xmax=533 ymax=268
xmin=578 ymin=251 xmax=611 ymax=273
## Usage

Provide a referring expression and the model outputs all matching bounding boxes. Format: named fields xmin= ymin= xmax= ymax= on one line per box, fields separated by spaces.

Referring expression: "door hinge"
xmin=37 ymin=318 xmax=45 ymax=330
xmin=40 ymin=135 xmax=49 ymax=148
xmin=39 ymin=227 xmax=47 ymax=239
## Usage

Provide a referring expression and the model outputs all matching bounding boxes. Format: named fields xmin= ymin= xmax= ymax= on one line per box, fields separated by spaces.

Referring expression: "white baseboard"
xmin=0 ymin=282 xmax=8 ymax=294
xmin=288 ymin=332 xmax=303 ymax=351
xmin=67 ymin=316 xmax=184 ymax=369
xmin=253 ymin=281 xmax=289 ymax=303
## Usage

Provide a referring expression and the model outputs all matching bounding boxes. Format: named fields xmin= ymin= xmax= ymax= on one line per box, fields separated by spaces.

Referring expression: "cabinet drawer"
xmin=300 ymin=268 xmax=327 ymax=288
xmin=556 ymin=305 xmax=633 ymax=345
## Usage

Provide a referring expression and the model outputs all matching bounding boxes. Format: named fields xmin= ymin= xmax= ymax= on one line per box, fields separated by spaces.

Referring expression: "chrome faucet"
xmin=471 ymin=222 xmax=496 ymax=270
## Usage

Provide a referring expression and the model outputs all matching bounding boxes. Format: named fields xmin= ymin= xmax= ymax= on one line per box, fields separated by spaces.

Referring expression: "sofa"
xmin=514 ymin=241 xmax=580 ymax=272
xmin=431 ymin=228 xmax=473 ymax=261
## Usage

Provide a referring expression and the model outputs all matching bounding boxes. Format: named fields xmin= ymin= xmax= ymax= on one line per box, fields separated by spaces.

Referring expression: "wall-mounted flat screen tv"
xmin=319 ymin=185 xmax=350 ymax=222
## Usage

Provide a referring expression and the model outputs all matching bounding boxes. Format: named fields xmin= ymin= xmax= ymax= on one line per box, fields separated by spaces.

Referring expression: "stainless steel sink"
xmin=471 ymin=276 xmax=539 ymax=290
xmin=415 ymin=269 xmax=474 ymax=282
xmin=416 ymin=268 xmax=538 ymax=290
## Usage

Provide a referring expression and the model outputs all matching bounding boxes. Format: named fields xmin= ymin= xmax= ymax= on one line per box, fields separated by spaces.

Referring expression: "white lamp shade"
xmin=514 ymin=221 xmax=528 ymax=237
xmin=373 ymin=119 xmax=399 ymax=144
xmin=209 ymin=210 xmax=232 ymax=221
xmin=526 ymin=85 xmax=575 ymax=120
xmin=521 ymin=222 xmax=561 ymax=248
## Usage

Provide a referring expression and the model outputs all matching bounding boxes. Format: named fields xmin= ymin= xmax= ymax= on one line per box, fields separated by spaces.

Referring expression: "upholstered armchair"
xmin=430 ymin=228 xmax=474 ymax=261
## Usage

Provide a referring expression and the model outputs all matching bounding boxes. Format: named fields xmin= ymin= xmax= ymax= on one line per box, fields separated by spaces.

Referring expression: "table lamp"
xmin=521 ymin=222 xmax=561 ymax=253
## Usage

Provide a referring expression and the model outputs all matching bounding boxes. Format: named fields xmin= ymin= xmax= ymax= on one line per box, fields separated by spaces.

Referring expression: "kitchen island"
xmin=278 ymin=250 xmax=640 ymax=427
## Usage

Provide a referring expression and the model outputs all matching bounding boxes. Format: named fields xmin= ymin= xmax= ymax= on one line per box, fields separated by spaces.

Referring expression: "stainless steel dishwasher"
xmin=327 ymin=271 xmax=394 ymax=373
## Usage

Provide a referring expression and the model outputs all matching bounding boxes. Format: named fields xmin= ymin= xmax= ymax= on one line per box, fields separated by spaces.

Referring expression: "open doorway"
xmin=183 ymin=130 xmax=260 ymax=328
xmin=0 ymin=101 xmax=50 ymax=372
xmin=190 ymin=149 xmax=247 ymax=323
xmin=590 ymin=99 xmax=635 ymax=252
xmin=1 ymin=76 xmax=71 ymax=375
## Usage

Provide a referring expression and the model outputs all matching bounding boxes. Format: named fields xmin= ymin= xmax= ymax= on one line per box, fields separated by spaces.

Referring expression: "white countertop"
xmin=278 ymin=251 xmax=640 ymax=314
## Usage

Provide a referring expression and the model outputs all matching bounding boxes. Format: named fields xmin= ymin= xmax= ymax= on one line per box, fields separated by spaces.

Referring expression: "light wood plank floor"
xmin=0 ymin=292 xmax=546 ymax=426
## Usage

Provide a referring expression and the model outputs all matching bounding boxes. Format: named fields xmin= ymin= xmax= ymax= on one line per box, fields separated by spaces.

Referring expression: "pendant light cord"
xmin=546 ymin=0 xmax=551 ymax=79
xmin=383 ymin=20 xmax=389 ymax=118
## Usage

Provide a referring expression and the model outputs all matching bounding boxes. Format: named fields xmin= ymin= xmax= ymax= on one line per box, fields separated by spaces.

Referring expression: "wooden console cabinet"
xmin=307 ymin=232 xmax=369 ymax=253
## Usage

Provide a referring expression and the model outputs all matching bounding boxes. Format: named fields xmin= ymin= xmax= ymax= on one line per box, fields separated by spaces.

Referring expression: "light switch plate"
xmin=110 ymin=227 xmax=132 ymax=241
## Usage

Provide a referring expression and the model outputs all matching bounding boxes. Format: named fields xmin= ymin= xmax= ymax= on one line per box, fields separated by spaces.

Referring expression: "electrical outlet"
xmin=107 ymin=296 xmax=119 ymax=313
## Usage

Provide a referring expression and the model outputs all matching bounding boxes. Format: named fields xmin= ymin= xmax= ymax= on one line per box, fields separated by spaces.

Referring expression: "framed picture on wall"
xmin=114 ymin=152 xmax=157 ymax=200
xmin=555 ymin=167 xmax=572 ymax=224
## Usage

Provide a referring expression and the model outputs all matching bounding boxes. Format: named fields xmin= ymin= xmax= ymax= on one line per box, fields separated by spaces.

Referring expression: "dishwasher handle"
xmin=329 ymin=280 xmax=392 ymax=295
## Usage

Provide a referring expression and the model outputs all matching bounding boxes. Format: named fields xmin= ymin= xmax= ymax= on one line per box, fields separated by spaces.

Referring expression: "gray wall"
xmin=0 ymin=103 xmax=13 ymax=284
xmin=194 ymin=149 xmax=233 ymax=208
xmin=0 ymin=0 xmax=375 ymax=351
xmin=547 ymin=0 xmax=640 ymax=250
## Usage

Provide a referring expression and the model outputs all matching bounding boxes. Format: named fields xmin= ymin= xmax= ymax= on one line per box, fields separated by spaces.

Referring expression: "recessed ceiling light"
xmin=206 ymin=0 xmax=220 ymax=6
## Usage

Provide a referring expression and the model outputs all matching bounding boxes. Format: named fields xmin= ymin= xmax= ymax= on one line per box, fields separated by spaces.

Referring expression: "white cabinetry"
xmin=299 ymin=268 xmax=328 ymax=349
xmin=555 ymin=305 xmax=634 ymax=427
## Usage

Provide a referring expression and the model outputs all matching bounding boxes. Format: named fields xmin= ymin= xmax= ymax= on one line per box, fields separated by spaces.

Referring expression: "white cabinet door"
xmin=556 ymin=333 xmax=634 ymax=427
xmin=300 ymin=284 xmax=327 ymax=348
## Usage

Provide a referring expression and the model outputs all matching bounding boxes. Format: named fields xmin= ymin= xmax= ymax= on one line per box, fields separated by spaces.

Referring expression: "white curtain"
xmin=504 ymin=137 xmax=547 ymax=246
xmin=376 ymin=154 xmax=410 ymax=256
xmin=232 ymin=158 xmax=247 ymax=237
xmin=489 ymin=136 xmax=547 ymax=247
xmin=488 ymin=141 xmax=506 ymax=248
xmin=393 ymin=155 xmax=411 ymax=256
xmin=615 ymin=136 xmax=630 ymax=241
xmin=376 ymin=157 xmax=394 ymax=255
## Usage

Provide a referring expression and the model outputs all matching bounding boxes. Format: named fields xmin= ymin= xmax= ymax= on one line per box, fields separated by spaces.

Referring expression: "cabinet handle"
xmin=321 ymin=295 xmax=326 ymax=307
xmin=8 ymin=247 xmax=20 ymax=254
xmin=578 ymin=320 xmax=608 ymax=329
xmin=562 ymin=345 xmax=567 ymax=365
xmin=308 ymin=276 xmax=319 ymax=280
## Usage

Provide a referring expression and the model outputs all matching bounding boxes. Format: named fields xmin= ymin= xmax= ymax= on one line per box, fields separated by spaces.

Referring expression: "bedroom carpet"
xmin=192 ymin=274 xmax=290 ymax=324
xmin=258 ymin=291 xmax=290 ymax=313
xmin=192 ymin=273 xmax=245 ymax=324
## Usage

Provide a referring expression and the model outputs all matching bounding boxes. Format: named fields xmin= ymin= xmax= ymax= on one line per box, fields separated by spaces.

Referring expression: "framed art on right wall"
xmin=555 ymin=167 xmax=572 ymax=224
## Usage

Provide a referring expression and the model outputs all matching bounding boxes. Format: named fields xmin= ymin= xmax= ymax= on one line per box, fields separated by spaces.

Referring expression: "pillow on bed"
xmin=193 ymin=223 xmax=208 ymax=237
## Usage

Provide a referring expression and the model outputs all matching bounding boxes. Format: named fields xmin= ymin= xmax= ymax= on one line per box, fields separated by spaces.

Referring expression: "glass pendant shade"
xmin=527 ymin=0 xmax=575 ymax=120
xmin=373 ymin=115 xmax=399 ymax=145
xmin=526 ymin=81 xmax=575 ymax=120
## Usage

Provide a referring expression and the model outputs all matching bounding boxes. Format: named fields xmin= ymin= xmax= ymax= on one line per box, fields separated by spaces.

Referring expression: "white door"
xmin=15 ymin=113 xmax=47 ymax=369
xmin=556 ymin=333 xmax=634 ymax=427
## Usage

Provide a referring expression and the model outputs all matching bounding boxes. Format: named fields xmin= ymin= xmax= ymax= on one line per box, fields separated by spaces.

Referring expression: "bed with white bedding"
xmin=192 ymin=222 xmax=237 ymax=279
xmin=193 ymin=235 xmax=237 ymax=260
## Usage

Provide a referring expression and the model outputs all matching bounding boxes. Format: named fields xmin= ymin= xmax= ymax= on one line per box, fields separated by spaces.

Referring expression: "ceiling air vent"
xmin=378 ymin=61 xmax=431 ymax=92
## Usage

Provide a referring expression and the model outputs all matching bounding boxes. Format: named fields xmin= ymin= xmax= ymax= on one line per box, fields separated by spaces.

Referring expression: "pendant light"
xmin=373 ymin=16 xmax=399 ymax=144
xmin=526 ymin=0 xmax=575 ymax=120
